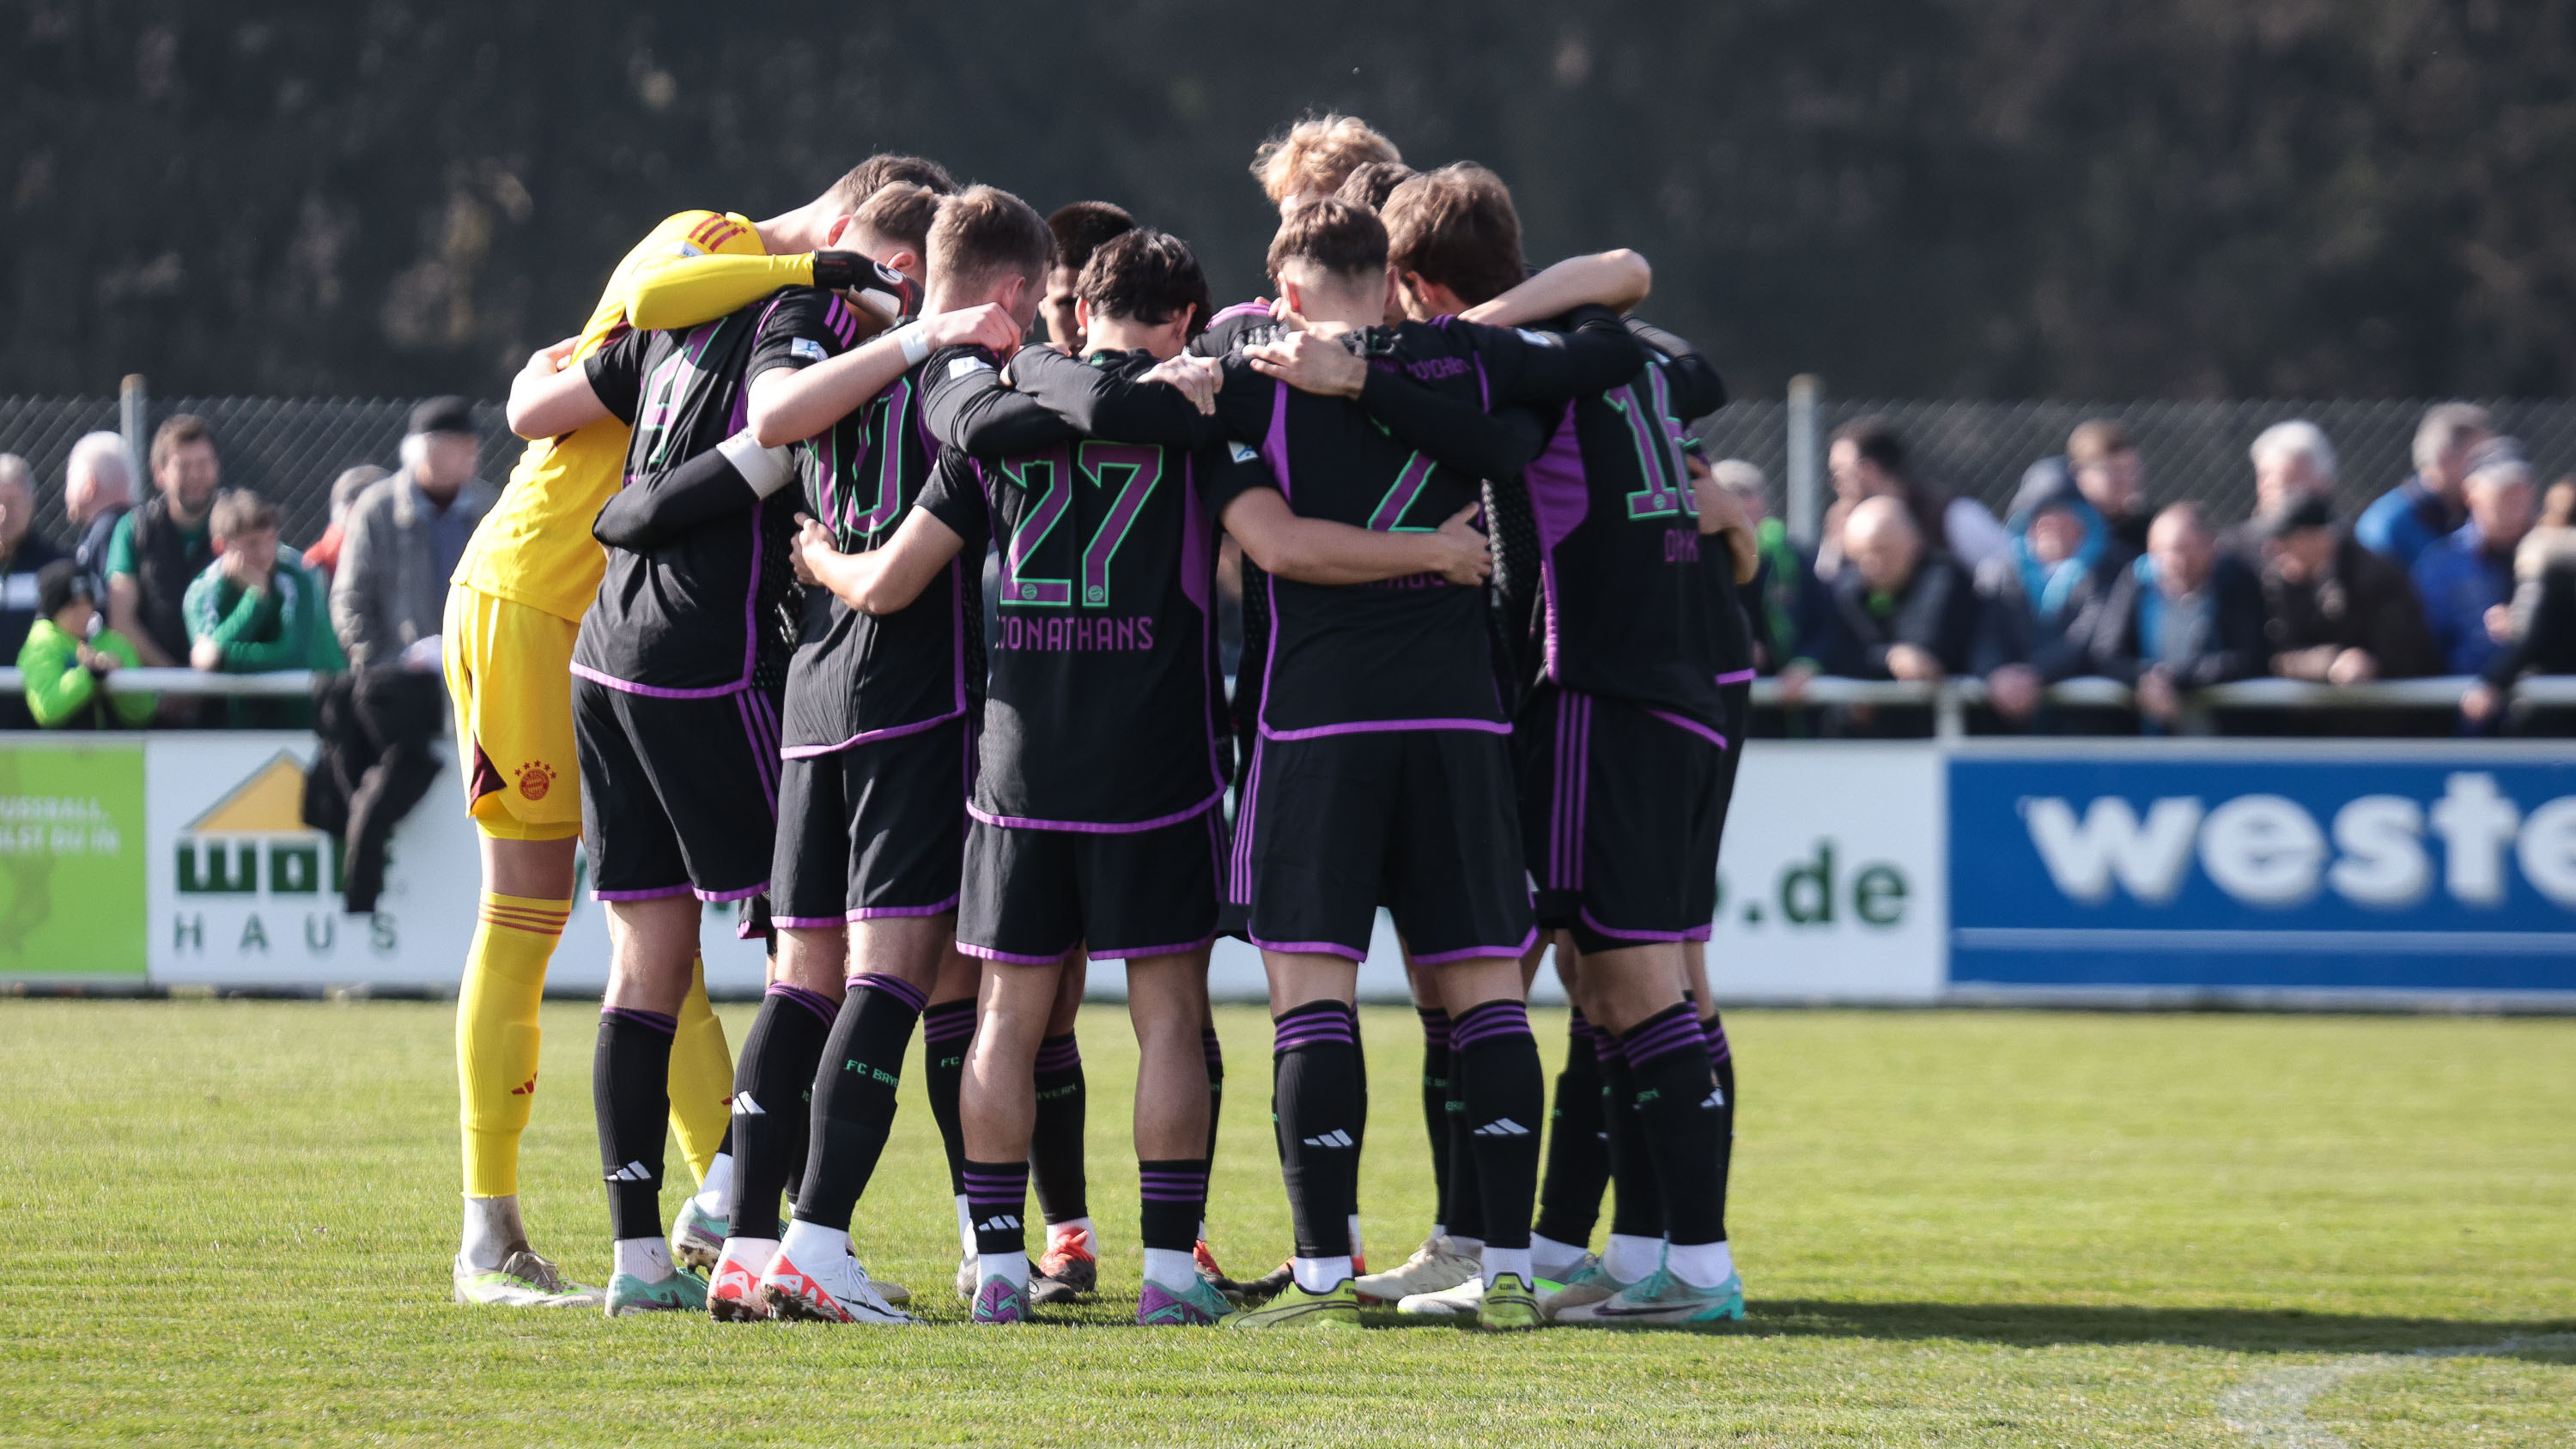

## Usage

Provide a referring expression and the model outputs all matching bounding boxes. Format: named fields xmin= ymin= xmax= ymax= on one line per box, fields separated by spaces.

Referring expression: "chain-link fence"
xmin=4 ymin=390 xmax=2575 ymax=552
xmin=1693 ymin=397 xmax=2576 ymax=531
xmin=0 ymin=396 xmax=519 ymax=549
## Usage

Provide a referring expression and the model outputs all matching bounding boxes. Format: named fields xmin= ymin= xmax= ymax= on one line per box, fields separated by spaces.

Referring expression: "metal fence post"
xmin=1785 ymin=373 xmax=1822 ymax=548
xmin=119 ymin=374 xmax=149 ymax=481
xmin=1934 ymin=681 xmax=1965 ymax=741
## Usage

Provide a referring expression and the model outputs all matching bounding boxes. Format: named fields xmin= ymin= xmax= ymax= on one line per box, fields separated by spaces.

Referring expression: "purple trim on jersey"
xmin=849 ymin=970 xmax=930 ymax=1015
xmin=966 ymin=789 xmax=1222 ymax=835
xmin=1248 ymin=934 xmax=1367 ymax=963
xmin=1577 ymin=906 xmax=1703 ymax=945
xmin=1715 ymin=668 xmax=1758 ymax=686
xmin=696 ymin=881 xmax=767 ymax=903
xmin=1212 ymin=300 xmax=1273 ymax=325
xmin=958 ymin=940 xmax=1074 ymax=967
xmin=1230 ymin=737 xmax=1267 ymax=906
xmin=569 ymin=662 xmax=750 ymax=700
xmin=848 ymin=893 xmax=961 ymax=922
xmin=1409 ymin=927 xmax=1540 ymax=967
xmin=1684 ymin=923 xmax=1714 ymax=942
xmin=765 ymin=981 xmax=839 ymax=1028
xmin=1180 ymin=455 xmax=1228 ymax=801
xmin=601 ymin=1006 xmax=677 ymax=1034
xmin=1086 ymin=934 xmax=1218 ymax=962
xmin=595 ymin=883 xmax=692 ymax=901
xmin=1522 ymin=403 xmax=1589 ymax=683
xmin=770 ymin=914 xmax=850 ymax=929
xmin=1474 ymin=352 xmax=1491 ymax=411
xmin=949 ymin=555 xmax=969 ymax=720
xmin=1647 ymin=708 xmax=1728 ymax=752
xmin=1260 ymin=380 xmax=1293 ymax=501
xmin=778 ymin=706 xmax=966 ymax=759
xmin=1258 ymin=717 xmax=1511 ymax=741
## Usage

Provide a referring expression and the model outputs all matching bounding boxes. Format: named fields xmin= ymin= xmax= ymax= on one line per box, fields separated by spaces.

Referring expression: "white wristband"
xmin=895 ymin=321 xmax=931 ymax=367
xmin=717 ymin=430 xmax=795 ymax=500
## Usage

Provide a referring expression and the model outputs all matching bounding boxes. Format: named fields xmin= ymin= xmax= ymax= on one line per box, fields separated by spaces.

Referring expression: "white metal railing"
xmin=1753 ymin=673 xmax=2576 ymax=737
xmin=0 ymin=668 xmax=2568 ymax=736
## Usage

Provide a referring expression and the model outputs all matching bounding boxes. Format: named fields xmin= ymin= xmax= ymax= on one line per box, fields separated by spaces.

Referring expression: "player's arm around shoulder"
xmin=506 ymin=336 xmax=613 ymax=440
xmin=1212 ymin=446 xmax=1490 ymax=590
xmin=792 ymin=453 xmax=977 ymax=616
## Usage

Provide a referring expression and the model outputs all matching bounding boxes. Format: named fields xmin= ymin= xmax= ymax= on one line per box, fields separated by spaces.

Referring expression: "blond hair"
xmin=1251 ymin=115 xmax=1400 ymax=205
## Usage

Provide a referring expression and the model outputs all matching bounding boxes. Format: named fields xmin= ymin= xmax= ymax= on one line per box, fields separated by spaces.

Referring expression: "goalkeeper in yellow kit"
xmin=444 ymin=154 xmax=955 ymax=1307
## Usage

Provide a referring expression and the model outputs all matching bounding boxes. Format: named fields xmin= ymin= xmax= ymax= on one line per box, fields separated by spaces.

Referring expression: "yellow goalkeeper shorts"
xmin=442 ymin=584 xmax=584 ymax=842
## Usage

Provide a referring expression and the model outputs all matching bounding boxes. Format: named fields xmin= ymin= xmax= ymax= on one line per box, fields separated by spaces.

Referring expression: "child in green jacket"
xmin=181 ymin=489 xmax=344 ymax=727
xmin=19 ymin=561 xmax=155 ymax=729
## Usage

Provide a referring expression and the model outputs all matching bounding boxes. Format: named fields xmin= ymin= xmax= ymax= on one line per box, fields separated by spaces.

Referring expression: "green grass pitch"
xmin=3 ymin=1001 xmax=2571 ymax=1446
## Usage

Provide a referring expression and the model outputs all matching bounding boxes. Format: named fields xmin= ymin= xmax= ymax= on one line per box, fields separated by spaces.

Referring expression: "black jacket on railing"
xmin=2040 ymin=553 xmax=2270 ymax=688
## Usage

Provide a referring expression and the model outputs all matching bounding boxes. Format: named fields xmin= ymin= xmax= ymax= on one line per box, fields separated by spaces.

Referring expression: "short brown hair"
xmin=150 ymin=414 xmax=215 ymax=476
xmin=2067 ymin=419 xmax=2134 ymax=466
xmin=1048 ymin=201 xmax=1139 ymax=276
xmin=824 ymin=154 xmax=957 ymax=212
xmin=1251 ymin=115 xmax=1401 ymax=205
xmin=853 ymin=181 xmax=943 ymax=258
xmin=1265 ymin=197 xmax=1388 ymax=282
xmin=927 ymin=185 xmax=1054 ymax=295
xmin=1335 ymin=161 xmax=1417 ymax=213
xmin=1079 ymin=230 xmax=1211 ymax=336
xmin=209 ymin=488 xmax=279 ymax=541
xmin=1382 ymin=163 xmax=1525 ymax=308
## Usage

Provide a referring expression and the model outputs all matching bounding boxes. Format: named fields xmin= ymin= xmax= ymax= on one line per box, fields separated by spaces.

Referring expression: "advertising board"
xmin=1949 ymin=743 xmax=2576 ymax=997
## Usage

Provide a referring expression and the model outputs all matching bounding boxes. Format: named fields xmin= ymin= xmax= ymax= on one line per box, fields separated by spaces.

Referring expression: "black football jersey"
xmin=746 ymin=288 xmax=973 ymax=753
xmin=573 ymin=299 xmax=798 ymax=694
xmin=1518 ymin=321 xmax=1732 ymax=726
xmin=1206 ymin=311 xmax=1643 ymax=737
xmin=916 ymin=349 xmax=1256 ymax=829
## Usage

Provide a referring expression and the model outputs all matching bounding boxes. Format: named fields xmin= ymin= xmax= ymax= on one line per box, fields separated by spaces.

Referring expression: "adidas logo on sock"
xmin=1300 ymin=1129 xmax=1356 ymax=1149
xmin=1699 ymin=1088 xmax=1728 ymax=1109
xmin=605 ymin=1161 xmax=653 ymax=1182
xmin=975 ymin=1215 xmax=1021 ymax=1234
xmin=732 ymin=1094 xmax=765 ymax=1116
xmin=1472 ymin=1118 xmax=1532 ymax=1137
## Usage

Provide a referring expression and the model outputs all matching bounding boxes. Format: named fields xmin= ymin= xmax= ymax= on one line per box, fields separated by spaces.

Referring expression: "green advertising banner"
xmin=0 ymin=739 xmax=149 ymax=978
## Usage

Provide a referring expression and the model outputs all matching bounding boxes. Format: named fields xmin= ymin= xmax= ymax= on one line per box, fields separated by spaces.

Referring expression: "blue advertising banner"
xmin=1948 ymin=745 xmax=2576 ymax=993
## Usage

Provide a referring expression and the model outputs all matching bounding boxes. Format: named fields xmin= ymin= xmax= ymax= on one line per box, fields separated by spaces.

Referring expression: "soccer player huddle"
xmin=442 ymin=115 xmax=1752 ymax=1332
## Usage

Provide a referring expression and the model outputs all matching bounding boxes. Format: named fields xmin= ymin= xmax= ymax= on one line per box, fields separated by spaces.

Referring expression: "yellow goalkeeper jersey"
xmin=457 ymin=209 xmax=823 ymax=622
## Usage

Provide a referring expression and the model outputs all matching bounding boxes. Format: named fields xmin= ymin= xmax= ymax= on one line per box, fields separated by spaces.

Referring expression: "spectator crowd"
xmin=2 ymin=397 xmax=2570 ymax=742
xmin=1719 ymin=403 xmax=2576 ymax=735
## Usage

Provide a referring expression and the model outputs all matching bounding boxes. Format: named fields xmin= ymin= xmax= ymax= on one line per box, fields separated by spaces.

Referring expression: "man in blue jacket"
xmin=2412 ymin=437 xmax=2535 ymax=678
xmin=2355 ymin=403 xmax=2490 ymax=568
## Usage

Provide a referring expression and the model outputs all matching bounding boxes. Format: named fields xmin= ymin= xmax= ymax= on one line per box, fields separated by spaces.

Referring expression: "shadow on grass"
xmin=1738 ymin=1300 xmax=2576 ymax=1356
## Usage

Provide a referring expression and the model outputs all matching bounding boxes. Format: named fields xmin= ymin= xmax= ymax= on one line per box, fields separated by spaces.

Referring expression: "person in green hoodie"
xmin=20 ymin=560 xmax=155 ymax=729
xmin=182 ymin=489 xmax=344 ymax=727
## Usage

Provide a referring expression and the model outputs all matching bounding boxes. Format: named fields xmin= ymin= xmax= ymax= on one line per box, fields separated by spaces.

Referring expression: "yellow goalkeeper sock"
xmin=667 ymin=953 xmax=734 ymax=1185
xmin=457 ymin=892 xmax=570 ymax=1199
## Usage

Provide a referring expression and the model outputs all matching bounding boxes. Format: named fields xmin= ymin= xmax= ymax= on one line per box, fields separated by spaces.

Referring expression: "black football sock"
xmin=794 ymin=973 xmax=927 ymax=1233
xmin=1030 ymin=1032 xmax=1090 ymax=1228
xmin=1622 ymin=1004 xmax=1728 ymax=1248
xmin=1416 ymin=1007 xmax=1454 ymax=1230
xmin=593 ymin=1007 xmax=676 ymax=1244
xmin=1600 ymin=1042 xmax=1663 ymax=1240
xmin=1450 ymin=998 xmax=1545 ymax=1254
xmin=1271 ymin=999 xmax=1361 ymax=1262
xmin=1443 ymin=1039 xmax=1486 ymax=1244
xmin=1200 ymin=1028 xmax=1224 ymax=1164
xmin=964 ymin=1158 xmax=1030 ymax=1263
xmin=920 ymin=999 xmax=975 ymax=1197
xmin=1534 ymin=1009 xmax=1611 ymax=1249
xmin=724 ymin=983 xmax=835 ymax=1240
xmin=1704 ymin=1010 xmax=1736 ymax=1244
xmin=1139 ymin=1157 xmax=1210 ymax=1253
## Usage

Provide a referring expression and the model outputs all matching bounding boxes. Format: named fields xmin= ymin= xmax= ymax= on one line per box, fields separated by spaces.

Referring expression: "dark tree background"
xmin=7 ymin=1 xmax=2574 ymax=402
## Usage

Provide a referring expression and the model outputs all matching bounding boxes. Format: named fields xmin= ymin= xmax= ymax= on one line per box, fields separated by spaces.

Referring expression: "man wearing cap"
xmin=2261 ymin=494 xmax=2437 ymax=688
xmin=331 ymin=397 xmax=491 ymax=670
